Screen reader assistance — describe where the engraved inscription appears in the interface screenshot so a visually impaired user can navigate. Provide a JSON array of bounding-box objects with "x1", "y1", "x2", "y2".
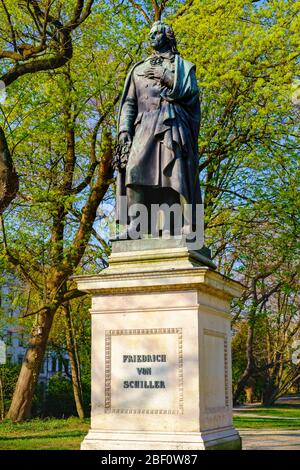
[{"x1": 105, "y1": 328, "x2": 183, "y2": 415}]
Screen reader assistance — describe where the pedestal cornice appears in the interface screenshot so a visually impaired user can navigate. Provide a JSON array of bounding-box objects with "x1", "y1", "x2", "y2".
[{"x1": 73, "y1": 266, "x2": 243, "y2": 301}]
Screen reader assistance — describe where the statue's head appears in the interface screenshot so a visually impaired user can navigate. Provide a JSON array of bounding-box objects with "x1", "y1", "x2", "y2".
[{"x1": 149, "y1": 21, "x2": 178, "y2": 54}]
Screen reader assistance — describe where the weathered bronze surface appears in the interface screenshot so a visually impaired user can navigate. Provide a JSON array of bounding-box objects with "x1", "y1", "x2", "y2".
[{"x1": 116, "y1": 21, "x2": 201, "y2": 238}]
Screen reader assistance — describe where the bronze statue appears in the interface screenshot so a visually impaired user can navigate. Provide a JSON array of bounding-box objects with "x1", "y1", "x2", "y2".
[{"x1": 115, "y1": 21, "x2": 201, "y2": 238}]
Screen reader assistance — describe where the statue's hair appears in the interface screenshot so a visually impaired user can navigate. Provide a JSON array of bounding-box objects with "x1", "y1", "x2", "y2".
[{"x1": 150, "y1": 21, "x2": 179, "y2": 54}]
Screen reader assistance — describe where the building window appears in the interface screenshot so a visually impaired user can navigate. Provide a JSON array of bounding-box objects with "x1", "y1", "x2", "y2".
[
  {"x1": 18, "y1": 333, "x2": 24, "y2": 347},
  {"x1": 51, "y1": 357, "x2": 57, "y2": 372},
  {"x1": 64, "y1": 359, "x2": 69, "y2": 374},
  {"x1": 6, "y1": 331, "x2": 13, "y2": 346}
]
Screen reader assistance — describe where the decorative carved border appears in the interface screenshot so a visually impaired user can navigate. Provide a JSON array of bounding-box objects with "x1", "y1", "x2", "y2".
[
  {"x1": 224, "y1": 337, "x2": 229, "y2": 407},
  {"x1": 203, "y1": 329, "x2": 230, "y2": 410},
  {"x1": 104, "y1": 328, "x2": 183, "y2": 415}
]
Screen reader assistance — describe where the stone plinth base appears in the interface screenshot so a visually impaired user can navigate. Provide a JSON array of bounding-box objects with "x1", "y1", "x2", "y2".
[
  {"x1": 81, "y1": 428, "x2": 241, "y2": 451},
  {"x1": 74, "y1": 238, "x2": 243, "y2": 451}
]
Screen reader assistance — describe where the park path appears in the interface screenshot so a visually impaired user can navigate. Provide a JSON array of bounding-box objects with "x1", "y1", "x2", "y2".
[
  {"x1": 235, "y1": 396, "x2": 300, "y2": 449},
  {"x1": 239, "y1": 429, "x2": 300, "y2": 450},
  {"x1": 234, "y1": 413, "x2": 300, "y2": 420}
]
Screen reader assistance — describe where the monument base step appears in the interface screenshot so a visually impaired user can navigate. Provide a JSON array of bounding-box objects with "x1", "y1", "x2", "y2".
[
  {"x1": 81, "y1": 427, "x2": 241, "y2": 450},
  {"x1": 108, "y1": 237, "x2": 217, "y2": 272}
]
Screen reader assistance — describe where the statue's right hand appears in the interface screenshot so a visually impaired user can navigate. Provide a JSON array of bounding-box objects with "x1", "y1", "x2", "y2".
[{"x1": 119, "y1": 131, "x2": 132, "y2": 146}]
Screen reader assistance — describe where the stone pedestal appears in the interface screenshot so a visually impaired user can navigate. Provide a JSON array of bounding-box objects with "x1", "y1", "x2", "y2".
[{"x1": 74, "y1": 239, "x2": 243, "y2": 450}]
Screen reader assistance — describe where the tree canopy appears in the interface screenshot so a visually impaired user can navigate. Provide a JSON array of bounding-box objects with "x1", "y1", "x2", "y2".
[{"x1": 0, "y1": 0, "x2": 299, "y2": 418}]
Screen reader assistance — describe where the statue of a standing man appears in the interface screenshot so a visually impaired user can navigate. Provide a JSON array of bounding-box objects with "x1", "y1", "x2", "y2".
[{"x1": 116, "y1": 21, "x2": 201, "y2": 238}]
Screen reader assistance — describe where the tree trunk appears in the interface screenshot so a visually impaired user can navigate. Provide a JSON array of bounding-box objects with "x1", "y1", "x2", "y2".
[
  {"x1": 6, "y1": 308, "x2": 55, "y2": 421},
  {"x1": 245, "y1": 384, "x2": 255, "y2": 404},
  {"x1": 5, "y1": 122, "x2": 112, "y2": 421},
  {"x1": 233, "y1": 318, "x2": 255, "y2": 404},
  {"x1": 261, "y1": 377, "x2": 278, "y2": 406},
  {"x1": 0, "y1": 126, "x2": 19, "y2": 214},
  {"x1": 0, "y1": 367, "x2": 4, "y2": 420},
  {"x1": 63, "y1": 304, "x2": 85, "y2": 419}
]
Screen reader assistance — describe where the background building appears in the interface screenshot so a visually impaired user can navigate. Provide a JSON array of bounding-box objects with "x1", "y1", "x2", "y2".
[{"x1": 0, "y1": 278, "x2": 69, "y2": 385}]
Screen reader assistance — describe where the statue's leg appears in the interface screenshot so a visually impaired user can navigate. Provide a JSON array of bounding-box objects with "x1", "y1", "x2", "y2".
[
  {"x1": 155, "y1": 188, "x2": 181, "y2": 236},
  {"x1": 127, "y1": 185, "x2": 144, "y2": 207},
  {"x1": 166, "y1": 188, "x2": 182, "y2": 236},
  {"x1": 126, "y1": 185, "x2": 145, "y2": 239},
  {"x1": 180, "y1": 194, "x2": 194, "y2": 236}
]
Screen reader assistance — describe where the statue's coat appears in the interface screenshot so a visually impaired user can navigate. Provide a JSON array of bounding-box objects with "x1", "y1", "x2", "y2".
[{"x1": 118, "y1": 54, "x2": 201, "y2": 224}]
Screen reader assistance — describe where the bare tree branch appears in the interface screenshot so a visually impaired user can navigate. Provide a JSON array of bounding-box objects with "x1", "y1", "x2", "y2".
[
  {"x1": 128, "y1": 0, "x2": 152, "y2": 25},
  {"x1": 0, "y1": 0, "x2": 17, "y2": 51},
  {"x1": 0, "y1": 126, "x2": 19, "y2": 213}
]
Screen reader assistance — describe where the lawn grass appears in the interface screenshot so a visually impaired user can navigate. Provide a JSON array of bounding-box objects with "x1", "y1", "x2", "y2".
[
  {"x1": 1, "y1": 410, "x2": 300, "y2": 449},
  {"x1": 233, "y1": 416, "x2": 300, "y2": 429},
  {"x1": 233, "y1": 403, "x2": 300, "y2": 429},
  {"x1": 0, "y1": 417, "x2": 90, "y2": 450}
]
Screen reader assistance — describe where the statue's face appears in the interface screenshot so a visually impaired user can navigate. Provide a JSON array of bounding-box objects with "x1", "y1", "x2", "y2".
[{"x1": 149, "y1": 25, "x2": 168, "y2": 51}]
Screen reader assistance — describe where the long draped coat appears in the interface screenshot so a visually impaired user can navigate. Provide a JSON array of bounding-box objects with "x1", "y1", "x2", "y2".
[{"x1": 117, "y1": 53, "x2": 202, "y2": 225}]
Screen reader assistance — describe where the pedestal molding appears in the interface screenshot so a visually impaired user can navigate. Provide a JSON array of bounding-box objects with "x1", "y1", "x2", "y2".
[
  {"x1": 73, "y1": 267, "x2": 243, "y2": 300},
  {"x1": 81, "y1": 427, "x2": 241, "y2": 450}
]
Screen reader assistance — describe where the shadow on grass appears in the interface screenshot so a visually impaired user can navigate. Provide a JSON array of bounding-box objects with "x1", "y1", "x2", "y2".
[
  {"x1": 273, "y1": 404, "x2": 300, "y2": 408},
  {"x1": 241, "y1": 404, "x2": 300, "y2": 410},
  {"x1": 0, "y1": 431, "x2": 85, "y2": 441}
]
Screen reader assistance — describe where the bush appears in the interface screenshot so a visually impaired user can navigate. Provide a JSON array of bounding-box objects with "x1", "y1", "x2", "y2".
[
  {"x1": 0, "y1": 364, "x2": 21, "y2": 416},
  {"x1": 43, "y1": 373, "x2": 77, "y2": 418},
  {"x1": 31, "y1": 370, "x2": 91, "y2": 419}
]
